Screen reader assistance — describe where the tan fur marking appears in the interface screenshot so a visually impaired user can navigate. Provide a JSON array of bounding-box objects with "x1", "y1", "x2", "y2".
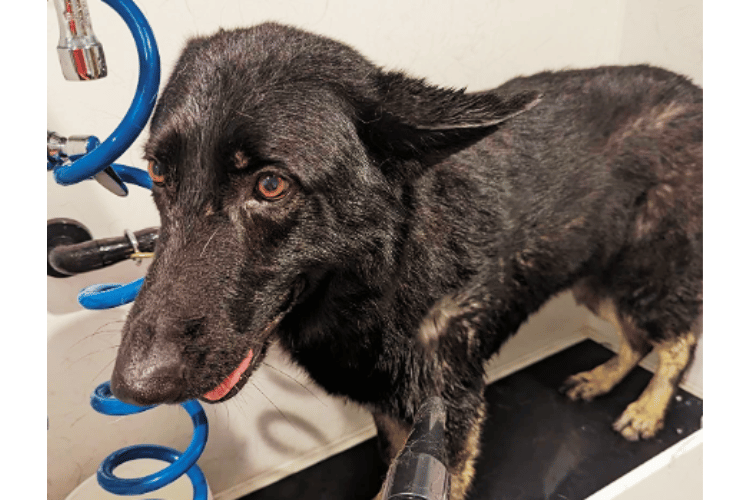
[
  {"x1": 233, "y1": 150, "x2": 251, "y2": 170},
  {"x1": 371, "y1": 413, "x2": 410, "y2": 500},
  {"x1": 565, "y1": 290, "x2": 651, "y2": 402},
  {"x1": 371, "y1": 411, "x2": 434, "y2": 500},
  {"x1": 595, "y1": 296, "x2": 619, "y2": 326},
  {"x1": 615, "y1": 102, "x2": 687, "y2": 143},
  {"x1": 572, "y1": 282, "x2": 699, "y2": 440},
  {"x1": 613, "y1": 331, "x2": 697, "y2": 440},
  {"x1": 541, "y1": 215, "x2": 588, "y2": 241},
  {"x1": 564, "y1": 332, "x2": 645, "y2": 401},
  {"x1": 417, "y1": 294, "x2": 483, "y2": 353},
  {"x1": 449, "y1": 406, "x2": 484, "y2": 500},
  {"x1": 417, "y1": 296, "x2": 462, "y2": 351},
  {"x1": 372, "y1": 412, "x2": 410, "y2": 462},
  {"x1": 652, "y1": 102, "x2": 688, "y2": 130}
]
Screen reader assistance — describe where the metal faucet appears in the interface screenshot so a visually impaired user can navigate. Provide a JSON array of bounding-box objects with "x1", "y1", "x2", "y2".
[
  {"x1": 48, "y1": 131, "x2": 129, "y2": 197},
  {"x1": 52, "y1": 0, "x2": 107, "y2": 81},
  {"x1": 49, "y1": 1, "x2": 128, "y2": 196}
]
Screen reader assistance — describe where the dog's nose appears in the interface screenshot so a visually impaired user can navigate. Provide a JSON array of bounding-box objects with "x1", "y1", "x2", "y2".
[{"x1": 111, "y1": 335, "x2": 187, "y2": 406}]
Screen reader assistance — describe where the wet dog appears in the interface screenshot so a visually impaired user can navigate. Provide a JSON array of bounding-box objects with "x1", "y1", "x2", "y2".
[{"x1": 111, "y1": 23, "x2": 702, "y2": 499}]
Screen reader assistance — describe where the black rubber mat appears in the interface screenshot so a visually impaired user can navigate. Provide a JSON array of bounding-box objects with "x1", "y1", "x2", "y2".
[{"x1": 239, "y1": 339, "x2": 703, "y2": 500}]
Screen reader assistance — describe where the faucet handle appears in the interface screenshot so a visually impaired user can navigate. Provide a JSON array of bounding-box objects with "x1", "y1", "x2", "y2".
[{"x1": 47, "y1": 132, "x2": 129, "y2": 196}]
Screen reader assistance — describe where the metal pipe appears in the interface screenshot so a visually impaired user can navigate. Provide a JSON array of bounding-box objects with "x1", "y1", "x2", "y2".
[{"x1": 52, "y1": 0, "x2": 107, "y2": 81}]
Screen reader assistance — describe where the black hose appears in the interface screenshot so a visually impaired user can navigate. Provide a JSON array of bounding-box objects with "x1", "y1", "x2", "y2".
[
  {"x1": 49, "y1": 227, "x2": 158, "y2": 276},
  {"x1": 382, "y1": 397, "x2": 451, "y2": 500}
]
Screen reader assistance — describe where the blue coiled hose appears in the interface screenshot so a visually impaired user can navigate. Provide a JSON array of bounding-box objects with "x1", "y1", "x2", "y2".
[
  {"x1": 77, "y1": 163, "x2": 150, "y2": 310},
  {"x1": 91, "y1": 382, "x2": 209, "y2": 499},
  {"x1": 50, "y1": 1, "x2": 210, "y2": 497}
]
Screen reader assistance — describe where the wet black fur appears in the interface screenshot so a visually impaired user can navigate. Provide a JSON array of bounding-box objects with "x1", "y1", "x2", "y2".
[{"x1": 111, "y1": 23, "x2": 703, "y2": 494}]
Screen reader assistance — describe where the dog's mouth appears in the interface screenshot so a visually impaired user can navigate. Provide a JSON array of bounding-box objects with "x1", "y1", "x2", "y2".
[
  {"x1": 198, "y1": 277, "x2": 306, "y2": 404},
  {"x1": 202, "y1": 347, "x2": 256, "y2": 402}
]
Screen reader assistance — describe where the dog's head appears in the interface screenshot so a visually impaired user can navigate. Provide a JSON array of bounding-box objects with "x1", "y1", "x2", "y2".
[{"x1": 111, "y1": 23, "x2": 540, "y2": 406}]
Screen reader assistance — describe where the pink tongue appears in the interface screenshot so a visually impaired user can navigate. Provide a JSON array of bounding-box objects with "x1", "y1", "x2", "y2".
[{"x1": 203, "y1": 349, "x2": 254, "y2": 401}]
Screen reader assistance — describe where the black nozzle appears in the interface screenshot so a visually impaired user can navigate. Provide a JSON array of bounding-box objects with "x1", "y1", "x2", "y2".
[
  {"x1": 47, "y1": 218, "x2": 93, "y2": 278},
  {"x1": 48, "y1": 220, "x2": 159, "y2": 277},
  {"x1": 382, "y1": 397, "x2": 451, "y2": 500}
]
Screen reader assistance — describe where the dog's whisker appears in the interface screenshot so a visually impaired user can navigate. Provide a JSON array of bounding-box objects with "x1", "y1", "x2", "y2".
[
  {"x1": 230, "y1": 391, "x2": 254, "y2": 424},
  {"x1": 68, "y1": 320, "x2": 127, "y2": 349},
  {"x1": 94, "y1": 319, "x2": 126, "y2": 331},
  {"x1": 92, "y1": 328, "x2": 124, "y2": 334},
  {"x1": 250, "y1": 381, "x2": 303, "y2": 435},
  {"x1": 261, "y1": 362, "x2": 327, "y2": 407},
  {"x1": 90, "y1": 357, "x2": 117, "y2": 384},
  {"x1": 69, "y1": 413, "x2": 88, "y2": 428},
  {"x1": 68, "y1": 330, "x2": 122, "y2": 350},
  {"x1": 200, "y1": 228, "x2": 220, "y2": 258},
  {"x1": 106, "y1": 414, "x2": 134, "y2": 426},
  {"x1": 225, "y1": 398, "x2": 236, "y2": 427},
  {"x1": 67, "y1": 345, "x2": 120, "y2": 367}
]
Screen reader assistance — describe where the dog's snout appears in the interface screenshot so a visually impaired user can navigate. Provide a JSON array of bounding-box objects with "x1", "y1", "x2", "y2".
[
  {"x1": 112, "y1": 327, "x2": 188, "y2": 406},
  {"x1": 111, "y1": 364, "x2": 186, "y2": 406}
]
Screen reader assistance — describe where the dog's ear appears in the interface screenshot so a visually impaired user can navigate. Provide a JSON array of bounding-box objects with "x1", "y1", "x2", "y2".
[{"x1": 360, "y1": 71, "x2": 541, "y2": 176}]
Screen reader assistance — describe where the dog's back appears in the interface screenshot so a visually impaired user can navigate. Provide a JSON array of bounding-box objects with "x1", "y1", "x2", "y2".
[
  {"x1": 432, "y1": 65, "x2": 702, "y2": 444},
  {"x1": 490, "y1": 65, "x2": 703, "y2": 333},
  {"x1": 415, "y1": 65, "x2": 701, "y2": 334},
  {"x1": 492, "y1": 65, "x2": 702, "y2": 246},
  {"x1": 478, "y1": 65, "x2": 702, "y2": 246}
]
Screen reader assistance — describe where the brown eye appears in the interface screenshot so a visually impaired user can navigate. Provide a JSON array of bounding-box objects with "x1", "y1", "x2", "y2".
[
  {"x1": 148, "y1": 160, "x2": 165, "y2": 185},
  {"x1": 256, "y1": 174, "x2": 289, "y2": 200}
]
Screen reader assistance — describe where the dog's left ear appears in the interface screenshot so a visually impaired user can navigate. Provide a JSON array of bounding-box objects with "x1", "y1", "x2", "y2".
[{"x1": 359, "y1": 71, "x2": 541, "y2": 174}]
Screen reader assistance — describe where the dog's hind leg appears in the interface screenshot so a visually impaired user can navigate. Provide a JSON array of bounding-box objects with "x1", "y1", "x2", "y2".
[
  {"x1": 562, "y1": 282, "x2": 652, "y2": 402},
  {"x1": 612, "y1": 331, "x2": 697, "y2": 440},
  {"x1": 564, "y1": 281, "x2": 699, "y2": 440}
]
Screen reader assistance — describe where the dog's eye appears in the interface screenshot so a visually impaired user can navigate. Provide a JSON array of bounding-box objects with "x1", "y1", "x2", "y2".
[
  {"x1": 148, "y1": 160, "x2": 165, "y2": 186},
  {"x1": 256, "y1": 174, "x2": 289, "y2": 201}
]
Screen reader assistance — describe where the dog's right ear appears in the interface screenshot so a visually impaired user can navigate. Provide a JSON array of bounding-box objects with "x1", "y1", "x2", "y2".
[{"x1": 359, "y1": 71, "x2": 541, "y2": 177}]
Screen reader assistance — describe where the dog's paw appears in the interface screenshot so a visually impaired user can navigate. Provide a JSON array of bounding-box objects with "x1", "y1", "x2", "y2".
[
  {"x1": 559, "y1": 371, "x2": 614, "y2": 402},
  {"x1": 612, "y1": 400, "x2": 664, "y2": 441}
]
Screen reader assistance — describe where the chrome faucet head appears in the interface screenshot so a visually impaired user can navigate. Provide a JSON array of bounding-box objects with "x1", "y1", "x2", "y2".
[{"x1": 52, "y1": 0, "x2": 107, "y2": 81}]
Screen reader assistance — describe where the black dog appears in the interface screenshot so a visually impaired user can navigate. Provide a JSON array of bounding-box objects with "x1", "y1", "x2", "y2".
[{"x1": 111, "y1": 23, "x2": 702, "y2": 499}]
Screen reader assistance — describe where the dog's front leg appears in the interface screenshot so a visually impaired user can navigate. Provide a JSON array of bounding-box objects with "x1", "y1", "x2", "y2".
[
  {"x1": 370, "y1": 294, "x2": 493, "y2": 499},
  {"x1": 444, "y1": 401, "x2": 486, "y2": 500},
  {"x1": 372, "y1": 401, "x2": 486, "y2": 500},
  {"x1": 372, "y1": 411, "x2": 411, "y2": 465}
]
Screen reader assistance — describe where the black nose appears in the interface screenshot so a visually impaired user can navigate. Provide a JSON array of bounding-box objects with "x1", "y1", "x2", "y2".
[{"x1": 111, "y1": 336, "x2": 187, "y2": 406}]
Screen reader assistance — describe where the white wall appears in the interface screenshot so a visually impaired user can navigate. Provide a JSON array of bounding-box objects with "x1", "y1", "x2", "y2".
[{"x1": 47, "y1": 1, "x2": 702, "y2": 499}]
